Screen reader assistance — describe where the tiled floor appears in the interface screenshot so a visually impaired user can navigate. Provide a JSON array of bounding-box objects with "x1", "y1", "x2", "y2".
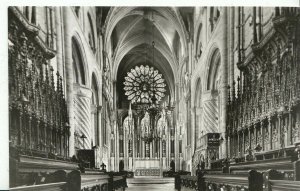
[{"x1": 127, "y1": 177, "x2": 175, "y2": 191}]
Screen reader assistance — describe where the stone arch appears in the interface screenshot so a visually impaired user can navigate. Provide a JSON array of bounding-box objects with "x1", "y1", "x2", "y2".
[
  {"x1": 195, "y1": 23, "x2": 203, "y2": 59},
  {"x1": 87, "y1": 12, "x2": 96, "y2": 52},
  {"x1": 201, "y1": 47, "x2": 221, "y2": 136},
  {"x1": 207, "y1": 48, "x2": 221, "y2": 91},
  {"x1": 71, "y1": 36, "x2": 88, "y2": 86}
]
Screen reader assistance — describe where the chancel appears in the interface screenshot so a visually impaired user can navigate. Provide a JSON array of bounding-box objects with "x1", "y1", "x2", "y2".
[{"x1": 7, "y1": 6, "x2": 300, "y2": 191}]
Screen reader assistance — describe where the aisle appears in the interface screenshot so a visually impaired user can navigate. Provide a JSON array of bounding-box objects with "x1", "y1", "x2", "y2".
[{"x1": 127, "y1": 177, "x2": 175, "y2": 191}]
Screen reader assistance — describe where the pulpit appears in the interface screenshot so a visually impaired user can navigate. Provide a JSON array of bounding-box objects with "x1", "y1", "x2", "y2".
[{"x1": 197, "y1": 133, "x2": 220, "y2": 169}]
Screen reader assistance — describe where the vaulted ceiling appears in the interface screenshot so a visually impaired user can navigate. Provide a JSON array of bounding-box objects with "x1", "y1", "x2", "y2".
[{"x1": 102, "y1": 7, "x2": 194, "y2": 108}]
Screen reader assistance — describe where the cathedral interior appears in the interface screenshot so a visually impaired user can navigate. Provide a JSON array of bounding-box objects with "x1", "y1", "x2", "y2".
[{"x1": 7, "y1": 6, "x2": 300, "y2": 191}]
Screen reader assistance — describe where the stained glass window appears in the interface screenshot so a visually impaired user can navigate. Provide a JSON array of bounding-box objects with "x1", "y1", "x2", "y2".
[{"x1": 123, "y1": 65, "x2": 166, "y2": 104}]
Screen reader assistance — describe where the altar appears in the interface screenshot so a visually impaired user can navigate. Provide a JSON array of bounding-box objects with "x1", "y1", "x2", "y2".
[{"x1": 134, "y1": 158, "x2": 161, "y2": 176}]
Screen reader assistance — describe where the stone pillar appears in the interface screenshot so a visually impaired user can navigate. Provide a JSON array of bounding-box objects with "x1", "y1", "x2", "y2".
[
  {"x1": 229, "y1": 7, "x2": 235, "y2": 85},
  {"x1": 63, "y1": 7, "x2": 74, "y2": 157},
  {"x1": 149, "y1": 142, "x2": 152, "y2": 158},
  {"x1": 142, "y1": 141, "x2": 145, "y2": 158},
  {"x1": 124, "y1": 132, "x2": 127, "y2": 170},
  {"x1": 73, "y1": 85, "x2": 92, "y2": 149},
  {"x1": 55, "y1": 7, "x2": 64, "y2": 82},
  {"x1": 116, "y1": 127, "x2": 119, "y2": 172},
  {"x1": 202, "y1": 90, "x2": 219, "y2": 134},
  {"x1": 220, "y1": 7, "x2": 228, "y2": 158}
]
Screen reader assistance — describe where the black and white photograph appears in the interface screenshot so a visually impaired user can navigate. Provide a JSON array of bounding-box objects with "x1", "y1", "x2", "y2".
[{"x1": 2, "y1": 1, "x2": 300, "y2": 190}]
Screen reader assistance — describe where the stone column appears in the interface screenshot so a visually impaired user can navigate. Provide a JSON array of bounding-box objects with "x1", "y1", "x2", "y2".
[
  {"x1": 150, "y1": 141, "x2": 153, "y2": 158},
  {"x1": 116, "y1": 127, "x2": 119, "y2": 171},
  {"x1": 55, "y1": 7, "x2": 64, "y2": 82},
  {"x1": 202, "y1": 90, "x2": 219, "y2": 134},
  {"x1": 220, "y1": 7, "x2": 228, "y2": 158},
  {"x1": 124, "y1": 131, "x2": 127, "y2": 170},
  {"x1": 63, "y1": 7, "x2": 74, "y2": 156},
  {"x1": 73, "y1": 85, "x2": 92, "y2": 149}
]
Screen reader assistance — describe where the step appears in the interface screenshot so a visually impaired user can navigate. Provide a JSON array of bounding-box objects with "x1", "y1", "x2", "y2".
[{"x1": 127, "y1": 177, "x2": 174, "y2": 184}]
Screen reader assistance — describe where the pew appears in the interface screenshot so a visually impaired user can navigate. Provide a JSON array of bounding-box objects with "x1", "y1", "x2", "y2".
[
  {"x1": 10, "y1": 182, "x2": 67, "y2": 191},
  {"x1": 10, "y1": 152, "x2": 81, "y2": 190},
  {"x1": 9, "y1": 169, "x2": 81, "y2": 191},
  {"x1": 80, "y1": 171, "x2": 109, "y2": 191},
  {"x1": 229, "y1": 157, "x2": 293, "y2": 178},
  {"x1": 267, "y1": 180, "x2": 300, "y2": 191},
  {"x1": 174, "y1": 171, "x2": 192, "y2": 190},
  {"x1": 263, "y1": 169, "x2": 300, "y2": 191},
  {"x1": 80, "y1": 169, "x2": 128, "y2": 191},
  {"x1": 10, "y1": 154, "x2": 128, "y2": 191},
  {"x1": 178, "y1": 175, "x2": 198, "y2": 191},
  {"x1": 176, "y1": 170, "x2": 263, "y2": 191},
  {"x1": 204, "y1": 170, "x2": 263, "y2": 191}
]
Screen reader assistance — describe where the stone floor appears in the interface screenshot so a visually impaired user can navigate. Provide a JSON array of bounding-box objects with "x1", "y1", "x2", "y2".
[{"x1": 127, "y1": 177, "x2": 175, "y2": 191}]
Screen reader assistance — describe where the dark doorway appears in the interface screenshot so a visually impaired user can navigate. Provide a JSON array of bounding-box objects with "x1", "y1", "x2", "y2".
[
  {"x1": 119, "y1": 160, "x2": 124, "y2": 171},
  {"x1": 170, "y1": 160, "x2": 175, "y2": 172}
]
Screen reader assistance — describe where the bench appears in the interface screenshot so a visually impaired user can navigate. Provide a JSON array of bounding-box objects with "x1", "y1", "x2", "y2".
[
  {"x1": 229, "y1": 157, "x2": 295, "y2": 181},
  {"x1": 10, "y1": 182, "x2": 67, "y2": 191},
  {"x1": 81, "y1": 172, "x2": 109, "y2": 191},
  {"x1": 230, "y1": 157, "x2": 293, "y2": 174},
  {"x1": 268, "y1": 180, "x2": 300, "y2": 191},
  {"x1": 204, "y1": 170, "x2": 263, "y2": 191},
  {"x1": 81, "y1": 170, "x2": 127, "y2": 191},
  {"x1": 176, "y1": 170, "x2": 263, "y2": 191},
  {"x1": 178, "y1": 175, "x2": 198, "y2": 191},
  {"x1": 10, "y1": 169, "x2": 81, "y2": 191},
  {"x1": 263, "y1": 169, "x2": 300, "y2": 191}
]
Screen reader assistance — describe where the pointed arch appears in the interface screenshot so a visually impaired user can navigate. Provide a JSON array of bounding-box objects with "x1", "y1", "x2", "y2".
[
  {"x1": 87, "y1": 12, "x2": 96, "y2": 52},
  {"x1": 72, "y1": 37, "x2": 86, "y2": 85},
  {"x1": 207, "y1": 48, "x2": 221, "y2": 90}
]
